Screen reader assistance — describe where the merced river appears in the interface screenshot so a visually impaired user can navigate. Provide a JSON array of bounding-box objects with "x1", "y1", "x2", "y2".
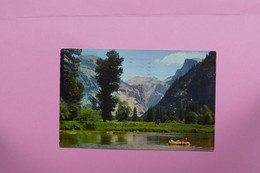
[{"x1": 60, "y1": 131, "x2": 214, "y2": 151}]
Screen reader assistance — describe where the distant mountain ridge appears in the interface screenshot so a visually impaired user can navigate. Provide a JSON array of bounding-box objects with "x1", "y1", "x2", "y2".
[
  {"x1": 126, "y1": 58, "x2": 201, "y2": 107},
  {"x1": 77, "y1": 55, "x2": 203, "y2": 117},
  {"x1": 77, "y1": 55, "x2": 148, "y2": 116},
  {"x1": 152, "y1": 52, "x2": 216, "y2": 117},
  {"x1": 126, "y1": 77, "x2": 168, "y2": 108},
  {"x1": 114, "y1": 82, "x2": 148, "y2": 116},
  {"x1": 164, "y1": 58, "x2": 202, "y2": 86}
]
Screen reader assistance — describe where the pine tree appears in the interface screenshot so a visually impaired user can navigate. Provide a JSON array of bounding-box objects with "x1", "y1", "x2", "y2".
[
  {"x1": 159, "y1": 107, "x2": 163, "y2": 122},
  {"x1": 146, "y1": 107, "x2": 154, "y2": 122},
  {"x1": 60, "y1": 49, "x2": 84, "y2": 120},
  {"x1": 132, "y1": 107, "x2": 138, "y2": 121},
  {"x1": 92, "y1": 97, "x2": 98, "y2": 110},
  {"x1": 95, "y1": 50, "x2": 124, "y2": 121}
]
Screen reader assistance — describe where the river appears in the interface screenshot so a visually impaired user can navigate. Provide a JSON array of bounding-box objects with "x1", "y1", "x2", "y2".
[{"x1": 60, "y1": 131, "x2": 214, "y2": 151}]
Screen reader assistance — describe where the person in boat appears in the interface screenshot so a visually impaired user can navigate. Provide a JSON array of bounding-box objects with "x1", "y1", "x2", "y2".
[
  {"x1": 181, "y1": 136, "x2": 188, "y2": 142},
  {"x1": 169, "y1": 137, "x2": 174, "y2": 143}
]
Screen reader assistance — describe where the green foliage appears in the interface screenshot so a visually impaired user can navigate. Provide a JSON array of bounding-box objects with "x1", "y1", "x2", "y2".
[
  {"x1": 132, "y1": 107, "x2": 138, "y2": 121},
  {"x1": 159, "y1": 107, "x2": 163, "y2": 122},
  {"x1": 68, "y1": 103, "x2": 81, "y2": 120},
  {"x1": 67, "y1": 121, "x2": 214, "y2": 133},
  {"x1": 91, "y1": 97, "x2": 98, "y2": 110},
  {"x1": 197, "y1": 113, "x2": 204, "y2": 124},
  {"x1": 60, "y1": 121, "x2": 83, "y2": 130},
  {"x1": 155, "y1": 107, "x2": 163, "y2": 122},
  {"x1": 171, "y1": 120, "x2": 177, "y2": 123},
  {"x1": 185, "y1": 112, "x2": 198, "y2": 124},
  {"x1": 60, "y1": 98, "x2": 71, "y2": 120},
  {"x1": 116, "y1": 100, "x2": 132, "y2": 121},
  {"x1": 78, "y1": 107, "x2": 102, "y2": 122},
  {"x1": 83, "y1": 122, "x2": 96, "y2": 130},
  {"x1": 60, "y1": 49, "x2": 84, "y2": 120},
  {"x1": 198, "y1": 105, "x2": 213, "y2": 125},
  {"x1": 169, "y1": 115, "x2": 176, "y2": 121},
  {"x1": 95, "y1": 50, "x2": 124, "y2": 121},
  {"x1": 60, "y1": 121, "x2": 214, "y2": 133},
  {"x1": 162, "y1": 115, "x2": 169, "y2": 123},
  {"x1": 155, "y1": 108, "x2": 160, "y2": 121},
  {"x1": 137, "y1": 117, "x2": 143, "y2": 121},
  {"x1": 177, "y1": 109, "x2": 185, "y2": 121},
  {"x1": 146, "y1": 107, "x2": 154, "y2": 122},
  {"x1": 156, "y1": 51, "x2": 216, "y2": 120}
]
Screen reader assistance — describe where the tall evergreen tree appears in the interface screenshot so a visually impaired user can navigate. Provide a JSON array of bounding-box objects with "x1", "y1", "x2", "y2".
[
  {"x1": 132, "y1": 107, "x2": 138, "y2": 121},
  {"x1": 146, "y1": 107, "x2": 154, "y2": 122},
  {"x1": 60, "y1": 49, "x2": 84, "y2": 120},
  {"x1": 95, "y1": 50, "x2": 124, "y2": 121},
  {"x1": 92, "y1": 97, "x2": 98, "y2": 110},
  {"x1": 159, "y1": 107, "x2": 163, "y2": 122},
  {"x1": 155, "y1": 108, "x2": 160, "y2": 121}
]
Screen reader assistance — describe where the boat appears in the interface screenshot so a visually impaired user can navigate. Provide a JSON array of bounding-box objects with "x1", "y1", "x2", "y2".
[{"x1": 168, "y1": 141, "x2": 191, "y2": 145}]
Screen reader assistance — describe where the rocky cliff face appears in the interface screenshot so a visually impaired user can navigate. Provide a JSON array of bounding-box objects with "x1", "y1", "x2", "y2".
[
  {"x1": 126, "y1": 77, "x2": 169, "y2": 107},
  {"x1": 156, "y1": 52, "x2": 216, "y2": 115},
  {"x1": 125, "y1": 59, "x2": 201, "y2": 108},
  {"x1": 77, "y1": 55, "x2": 203, "y2": 117},
  {"x1": 77, "y1": 55, "x2": 148, "y2": 116},
  {"x1": 77, "y1": 55, "x2": 100, "y2": 107},
  {"x1": 164, "y1": 58, "x2": 202, "y2": 86},
  {"x1": 114, "y1": 82, "x2": 148, "y2": 116}
]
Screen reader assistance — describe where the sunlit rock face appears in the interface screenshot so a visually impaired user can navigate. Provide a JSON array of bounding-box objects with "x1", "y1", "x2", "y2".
[
  {"x1": 78, "y1": 55, "x2": 201, "y2": 117},
  {"x1": 164, "y1": 58, "x2": 202, "y2": 86},
  {"x1": 114, "y1": 82, "x2": 148, "y2": 117},
  {"x1": 126, "y1": 77, "x2": 169, "y2": 108},
  {"x1": 78, "y1": 55, "x2": 100, "y2": 107}
]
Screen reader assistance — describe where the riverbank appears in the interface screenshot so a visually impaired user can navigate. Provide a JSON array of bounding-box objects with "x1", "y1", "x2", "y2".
[{"x1": 60, "y1": 121, "x2": 214, "y2": 133}]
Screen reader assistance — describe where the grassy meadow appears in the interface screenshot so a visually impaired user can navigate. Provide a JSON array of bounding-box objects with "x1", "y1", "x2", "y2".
[{"x1": 60, "y1": 121, "x2": 214, "y2": 133}]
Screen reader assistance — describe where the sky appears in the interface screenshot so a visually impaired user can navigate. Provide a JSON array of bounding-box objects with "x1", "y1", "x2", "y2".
[{"x1": 82, "y1": 49, "x2": 209, "y2": 82}]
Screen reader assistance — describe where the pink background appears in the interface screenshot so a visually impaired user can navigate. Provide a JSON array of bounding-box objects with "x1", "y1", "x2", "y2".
[{"x1": 1, "y1": 1, "x2": 260, "y2": 173}]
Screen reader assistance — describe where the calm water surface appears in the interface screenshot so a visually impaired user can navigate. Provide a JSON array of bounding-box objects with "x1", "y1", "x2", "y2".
[{"x1": 60, "y1": 131, "x2": 214, "y2": 151}]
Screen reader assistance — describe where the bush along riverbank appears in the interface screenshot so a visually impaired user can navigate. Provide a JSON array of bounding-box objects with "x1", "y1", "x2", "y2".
[{"x1": 60, "y1": 121, "x2": 214, "y2": 133}]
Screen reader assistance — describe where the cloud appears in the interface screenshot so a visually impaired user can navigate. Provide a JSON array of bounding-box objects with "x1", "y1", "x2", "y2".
[{"x1": 154, "y1": 51, "x2": 209, "y2": 65}]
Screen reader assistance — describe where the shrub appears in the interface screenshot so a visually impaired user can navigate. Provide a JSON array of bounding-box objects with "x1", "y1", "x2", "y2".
[
  {"x1": 59, "y1": 121, "x2": 83, "y2": 130},
  {"x1": 68, "y1": 103, "x2": 81, "y2": 120},
  {"x1": 83, "y1": 122, "x2": 96, "y2": 130},
  {"x1": 169, "y1": 115, "x2": 176, "y2": 121},
  {"x1": 199, "y1": 105, "x2": 214, "y2": 125},
  {"x1": 60, "y1": 98, "x2": 71, "y2": 120},
  {"x1": 203, "y1": 112, "x2": 213, "y2": 125},
  {"x1": 137, "y1": 117, "x2": 143, "y2": 121},
  {"x1": 162, "y1": 115, "x2": 169, "y2": 123},
  {"x1": 197, "y1": 113, "x2": 204, "y2": 124},
  {"x1": 78, "y1": 107, "x2": 102, "y2": 122},
  {"x1": 116, "y1": 101, "x2": 132, "y2": 121},
  {"x1": 171, "y1": 120, "x2": 176, "y2": 124},
  {"x1": 165, "y1": 120, "x2": 171, "y2": 123},
  {"x1": 185, "y1": 112, "x2": 197, "y2": 124}
]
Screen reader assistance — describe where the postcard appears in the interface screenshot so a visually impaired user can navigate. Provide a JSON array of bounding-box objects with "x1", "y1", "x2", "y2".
[{"x1": 59, "y1": 49, "x2": 216, "y2": 151}]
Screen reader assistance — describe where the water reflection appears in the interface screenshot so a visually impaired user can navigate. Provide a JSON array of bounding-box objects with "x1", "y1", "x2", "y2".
[{"x1": 60, "y1": 131, "x2": 214, "y2": 151}]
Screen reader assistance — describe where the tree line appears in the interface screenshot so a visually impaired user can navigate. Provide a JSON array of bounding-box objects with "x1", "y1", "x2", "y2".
[
  {"x1": 60, "y1": 49, "x2": 84, "y2": 120},
  {"x1": 145, "y1": 103, "x2": 214, "y2": 125},
  {"x1": 60, "y1": 49, "x2": 143, "y2": 123}
]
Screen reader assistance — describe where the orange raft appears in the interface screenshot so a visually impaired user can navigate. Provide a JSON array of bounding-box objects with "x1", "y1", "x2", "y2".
[{"x1": 168, "y1": 141, "x2": 191, "y2": 145}]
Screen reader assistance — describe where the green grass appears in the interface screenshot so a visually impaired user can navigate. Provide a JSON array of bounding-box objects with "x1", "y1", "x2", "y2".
[
  {"x1": 60, "y1": 121, "x2": 214, "y2": 133},
  {"x1": 60, "y1": 121, "x2": 83, "y2": 130}
]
